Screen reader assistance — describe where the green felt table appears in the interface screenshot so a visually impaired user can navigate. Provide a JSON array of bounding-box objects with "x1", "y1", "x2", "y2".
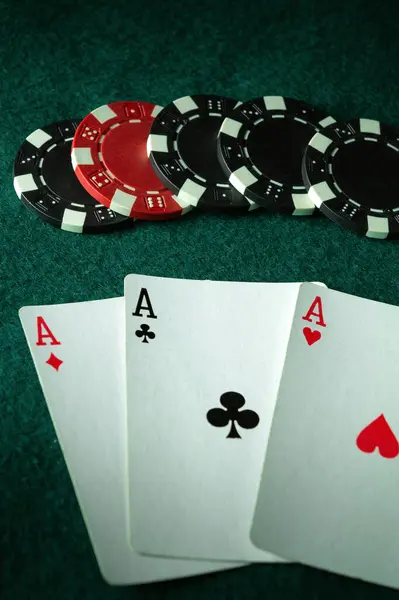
[{"x1": 2, "y1": 0, "x2": 399, "y2": 598}]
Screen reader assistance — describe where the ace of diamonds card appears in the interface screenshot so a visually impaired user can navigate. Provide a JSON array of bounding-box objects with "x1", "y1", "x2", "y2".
[{"x1": 19, "y1": 298, "x2": 237, "y2": 584}]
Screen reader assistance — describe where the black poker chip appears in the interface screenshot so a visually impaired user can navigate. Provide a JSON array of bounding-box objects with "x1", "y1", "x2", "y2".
[
  {"x1": 302, "y1": 118, "x2": 399, "y2": 239},
  {"x1": 217, "y1": 96, "x2": 336, "y2": 215},
  {"x1": 13, "y1": 119, "x2": 134, "y2": 234},
  {"x1": 147, "y1": 94, "x2": 252, "y2": 211}
]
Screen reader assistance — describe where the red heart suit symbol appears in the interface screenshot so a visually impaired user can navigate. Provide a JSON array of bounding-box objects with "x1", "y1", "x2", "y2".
[
  {"x1": 302, "y1": 327, "x2": 321, "y2": 346},
  {"x1": 356, "y1": 414, "x2": 399, "y2": 459}
]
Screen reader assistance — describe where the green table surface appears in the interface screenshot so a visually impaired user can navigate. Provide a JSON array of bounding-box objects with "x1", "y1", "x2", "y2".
[{"x1": 2, "y1": 0, "x2": 399, "y2": 598}]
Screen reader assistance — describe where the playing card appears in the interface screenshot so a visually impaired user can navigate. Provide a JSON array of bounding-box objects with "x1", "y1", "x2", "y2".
[
  {"x1": 251, "y1": 283, "x2": 399, "y2": 590},
  {"x1": 19, "y1": 298, "x2": 239, "y2": 585},
  {"x1": 124, "y1": 275, "x2": 311, "y2": 562}
]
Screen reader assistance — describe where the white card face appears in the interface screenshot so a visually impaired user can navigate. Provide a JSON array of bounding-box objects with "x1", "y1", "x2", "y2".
[
  {"x1": 125, "y1": 275, "x2": 306, "y2": 562},
  {"x1": 251, "y1": 283, "x2": 399, "y2": 590},
  {"x1": 19, "y1": 298, "x2": 238, "y2": 585}
]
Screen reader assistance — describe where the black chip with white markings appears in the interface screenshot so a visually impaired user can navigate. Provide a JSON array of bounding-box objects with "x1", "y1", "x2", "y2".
[
  {"x1": 147, "y1": 94, "x2": 252, "y2": 211},
  {"x1": 302, "y1": 118, "x2": 399, "y2": 239},
  {"x1": 13, "y1": 119, "x2": 133, "y2": 234},
  {"x1": 217, "y1": 96, "x2": 336, "y2": 215}
]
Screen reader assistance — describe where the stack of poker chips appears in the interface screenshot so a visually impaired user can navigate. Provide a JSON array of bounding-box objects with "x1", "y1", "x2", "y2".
[{"x1": 13, "y1": 95, "x2": 399, "y2": 240}]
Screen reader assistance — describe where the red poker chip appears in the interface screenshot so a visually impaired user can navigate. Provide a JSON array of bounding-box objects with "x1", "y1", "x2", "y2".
[{"x1": 71, "y1": 101, "x2": 193, "y2": 220}]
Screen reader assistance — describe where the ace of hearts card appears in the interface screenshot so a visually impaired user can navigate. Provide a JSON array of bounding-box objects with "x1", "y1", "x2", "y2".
[{"x1": 251, "y1": 283, "x2": 399, "y2": 590}]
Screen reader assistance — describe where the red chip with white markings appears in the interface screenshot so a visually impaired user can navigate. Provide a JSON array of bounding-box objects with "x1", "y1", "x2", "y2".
[{"x1": 71, "y1": 101, "x2": 193, "y2": 220}]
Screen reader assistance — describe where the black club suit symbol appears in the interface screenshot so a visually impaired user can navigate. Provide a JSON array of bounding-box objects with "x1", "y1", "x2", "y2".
[
  {"x1": 135, "y1": 324, "x2": 155, "y2": 343},
  {"x1": 206, "y1": 391, "x2": 260, "y2": 439}
]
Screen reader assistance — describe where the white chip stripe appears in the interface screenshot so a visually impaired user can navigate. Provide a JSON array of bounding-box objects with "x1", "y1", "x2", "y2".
[
  {"x1": 366, "y1": 215, "x2": 389, "y2": 239},
  {"x1": 319, "y1": 116, "x2": 336, "y2": 128},
  {"x1": 294, "y1": 117, "x2": 311, "y2": 126},
  {"x1": 251, "y1": 163, "x2": 263, "y2": 177},
  {"x1": 13, "y1": 173, "x2": 37, "y2": 197},
  {"x1": 91, "y1": 104, "x2": 118, "y2": 124},
  {"x1": 263, "y1": 96, "x2": 287, "y2": 111},
  {"x1": 247, "y1": 200, "x2": 261, "y2": 211},
  {"x1": 174, "y1": 96, "x2": 199, "y2": 115},
  {"x1": 26, "y1": 128, "x2": 52, "y2": 149},
  {"x1": 172, "y1": 194, "x2": 192, "y2": 211},
  {"x1": 151, "y1": 104, "x2": 164, "y2": 118},
  {"x1": 229, "y1": 166, "x2": 258, "y2": 196},
  {"x1": 291, "y1": 193, "x2": 316, "y2": 215},
  {"x1": 148, "y1": 133, "x2": 168, "y2": 154},
  {"x1": 219, "y1": 118, "x2": 242, "y2": 139},
  {"x1": 176, "y1": 179, "x2": 207, "y2": 207},
  {"x1": 359, "y1": 119, "x2": 381, "y2": 135},
  {"x1": 61, "y1": 208, "x2": 86, "y2": 234},
  {"x1": 71, "y1": 147, "x2": 94, "y2": 169},
  {"x1": 309, "y1": 132, "x2": 333, "y2": 154},
  {"x1": 308, "y1": 181, "x2": 336, "y2": 208},
  {"x1": 110, "y1": 189, "x2": 136, "y2": 216}
]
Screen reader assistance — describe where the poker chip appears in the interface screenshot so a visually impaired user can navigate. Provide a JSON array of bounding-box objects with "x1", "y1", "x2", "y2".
[
  {"x1": 13, "y1": 119, "x2": 132, "y2": 234},
  {"x1": 302, "y1": 118, "x2": 399, "y2": 239},
  {"x1": 71, "y1": 101, "x2": 192, "y2": 220},
  {"x1": 217, "y1": 96, "x2": 336, "y2": 215},
  {"x1": 147, "y1": 94, "x2": 251, "y2": 211}
]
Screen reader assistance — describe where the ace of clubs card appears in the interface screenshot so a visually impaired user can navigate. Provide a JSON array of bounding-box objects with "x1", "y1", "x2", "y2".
[{"x1": 124, "y1": 275, "x2": 317, "y2": 562}]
